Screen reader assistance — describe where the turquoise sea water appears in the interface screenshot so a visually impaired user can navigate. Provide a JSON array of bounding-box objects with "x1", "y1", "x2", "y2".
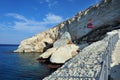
[{"x1": 0, "y1": 44, "x2": 54, "y2": 80}]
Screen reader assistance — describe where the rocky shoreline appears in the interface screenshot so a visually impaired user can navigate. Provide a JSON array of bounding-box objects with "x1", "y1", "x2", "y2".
[
  {"x1": 43, "y1": 30, "x2": 119, "y2": 80},
  {"x1": 14, "y1": 0, "x2": 120, "y2": 79}
]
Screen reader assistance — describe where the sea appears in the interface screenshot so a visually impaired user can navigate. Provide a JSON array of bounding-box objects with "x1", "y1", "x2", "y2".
[{"x1": 0, "y1": 44, "x2": 55, "y2": 80}]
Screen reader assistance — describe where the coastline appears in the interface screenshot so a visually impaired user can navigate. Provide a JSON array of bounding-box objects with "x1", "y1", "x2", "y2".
[{"x1": 43, "y1": 30, "x2": 119, "y2": 80}]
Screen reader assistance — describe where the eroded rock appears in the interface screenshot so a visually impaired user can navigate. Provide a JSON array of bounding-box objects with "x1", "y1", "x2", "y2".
[
  {"x1": 50, "y1": 44, "x2": 79, "y2": 63},
  {"x1": 53, "y1": 32, "x2": 72, "y2": 47},
  {"x1": 38, "y1": 32, "x2": 79, "y2": 63},
  {"x1": 39, "y1": 44, "x2": 79, "y2": 63},
  {"x1": 14, "y1": 28, "x2": 59, "y2": 53},
  {"x1": 14, "y1": 0, "x2": 120, "y2": 54}
]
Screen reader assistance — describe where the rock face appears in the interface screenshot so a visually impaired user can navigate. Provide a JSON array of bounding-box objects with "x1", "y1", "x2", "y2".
[
  {"x1": 39, "y1": 32, "x2": 79, "y2": 63},
  {"x1": 50, "y1": 44, "x2": 79, "y2": 63},
  {"x1": 53, "y1": 32, "x2": 72, "y2": 47},
  {"x1": 15, "y1": 0, "x2": 120, "y2": 53},
  {"x1": 14, "y1": 27, "x2": 60, "y2": 53},
  {"x1": 39, "y1": 44, "x2": 79, "y2": 63},
  {"x1": 43, "y1": 30, "x2": 119, "y2": 80}
]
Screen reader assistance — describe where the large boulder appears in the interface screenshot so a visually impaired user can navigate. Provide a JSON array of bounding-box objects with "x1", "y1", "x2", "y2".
[
  {"x1": 39, "y1": 44, "x2": 79, "y2": 63},
  {"x1": 53, "y1": 32, "x2": 72, "y2": 47},
  {"x1": 39, "y1": 32, "x2": 78, "y2": 63},
  {"x1": 39, "y1": 47, "x2": 58, "y2": 59},
  {"x1": 50, "y1": 44, "x2": 79, "y2": 63}
]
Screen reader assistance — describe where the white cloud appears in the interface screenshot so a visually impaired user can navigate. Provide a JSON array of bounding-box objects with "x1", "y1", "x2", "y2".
[
  {"x1": 5, "y1": 13, "x2": 64, "y2": 33},
  {"x1": 43, "y1": 13, "x2": 63, "y2": 24},
  {"x1": 45, "y1": 0, "x2": 58, "y2": 8},
  {"x1": 0, "y1": 22, "x2": 14, "y2": 30},
  {"x1": 6, "y1": 13, "x2": 28, "y2": 22},
  {"x1": 48, "y1": 1, "x2": 58, "y2": 8}
]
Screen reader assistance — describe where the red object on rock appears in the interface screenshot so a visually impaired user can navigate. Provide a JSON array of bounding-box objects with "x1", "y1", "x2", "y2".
[{"x1": 87, "y1": 21, "x2": 94, "y2": 28}]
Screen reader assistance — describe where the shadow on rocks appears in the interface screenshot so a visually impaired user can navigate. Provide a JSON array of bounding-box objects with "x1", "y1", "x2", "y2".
[{"x1": 109, "y1": 64, "x2": 120, "y2": 80}]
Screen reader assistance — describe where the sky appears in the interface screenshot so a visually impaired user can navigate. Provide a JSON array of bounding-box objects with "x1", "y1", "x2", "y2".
[{"x1": 0, "y1": 0, "x2": 100, "y2": 44}]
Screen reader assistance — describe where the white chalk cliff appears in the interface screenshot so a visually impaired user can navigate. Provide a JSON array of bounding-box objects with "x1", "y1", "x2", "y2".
[{"x1": 14, "y1": 0, "x2": 120, "y2": 53}]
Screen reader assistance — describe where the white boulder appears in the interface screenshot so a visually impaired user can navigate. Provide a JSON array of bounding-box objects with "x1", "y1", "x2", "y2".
[
  {"x1": 38, "y1": 32, "x2": 79, "y2": 63},
  {"x1": 53, "y1": 32, "x2": 72, "y2": 47},
  {"x1": 50, "y1": 44, "x2": 79, "y2": 63},
  {"x1": 39, "y1": 47, "x2": 58, "y2": 59},
  {"x1": 39, "y1": 44, "x2": 79, "y2": 63}
]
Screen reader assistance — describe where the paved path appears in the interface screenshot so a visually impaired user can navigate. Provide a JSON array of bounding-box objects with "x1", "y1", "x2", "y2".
[{"x1": 111, "y1": 39, "x2": 120, "y2": 80}]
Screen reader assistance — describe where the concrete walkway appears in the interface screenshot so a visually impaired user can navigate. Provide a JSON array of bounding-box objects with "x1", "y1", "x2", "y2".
[{"x1": 111, "y1": 39, "x2": 120, "y2": 80}]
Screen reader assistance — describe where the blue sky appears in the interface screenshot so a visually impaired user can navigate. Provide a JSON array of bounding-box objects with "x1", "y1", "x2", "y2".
[{"x1": 0, "y1": 0, "x2": 100, "y2": 44}]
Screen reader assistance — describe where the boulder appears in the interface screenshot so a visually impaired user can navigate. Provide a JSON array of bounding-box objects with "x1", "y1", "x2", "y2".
[
  {"x1": 50, "y1": 44, "x2": 79, "y2": 63},
  {"x1": 38, "y1": 31, "x2": 78, "y2": 64},
  {"x1": 53, "y1": 32, "x2": 72, "y2": 47},
  {"x1": 39, "y1": 44, "x2": 79, "y2": 64},
  {"x1": 39, "y1": 47, "x2": 58, "y2": 59}
]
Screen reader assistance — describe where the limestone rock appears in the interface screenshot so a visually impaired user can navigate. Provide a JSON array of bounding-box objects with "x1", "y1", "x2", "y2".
[
  {"x1": 43, "y1": 30, "x2": 119, "y2": 80},
  {"x1": 39, "y1": 47, "x2": 58, "y2": 59},
  {"x1": 15, "y1": 0, "x2": 120, "y2": 53},
  {"x1": 14, "y1": 28, "x2": 59, "y2": 53},
  {"x1": 39, "y1": 44, "x2": 79, "y2": 63},
  {"x1": 53, "y1": 32, "x2": 72, "y2": 47},
  {"x1": 38, "y1": 32, "x2": 77, "y2": 63},
  {"x1": 14, "y1": 37, "x2": 53, "y2": 53},
  {"x1": 50, "y1": 44, "x2": 79, "y2": 63}
]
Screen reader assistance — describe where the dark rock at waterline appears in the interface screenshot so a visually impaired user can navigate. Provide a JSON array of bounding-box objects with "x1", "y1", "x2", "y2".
[{"x1": 37, "y1": 57, "x2": 63, "y2": 69}]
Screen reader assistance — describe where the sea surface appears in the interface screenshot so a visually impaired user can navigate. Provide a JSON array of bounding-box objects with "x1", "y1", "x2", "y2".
[{"x1": 0, "y1": 44, "x2": 55, "y2": 80}]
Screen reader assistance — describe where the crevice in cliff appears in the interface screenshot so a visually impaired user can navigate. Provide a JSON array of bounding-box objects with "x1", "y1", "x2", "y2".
[{"x1": 43, "y1": 42, "x2": 53, "y2": 52}]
